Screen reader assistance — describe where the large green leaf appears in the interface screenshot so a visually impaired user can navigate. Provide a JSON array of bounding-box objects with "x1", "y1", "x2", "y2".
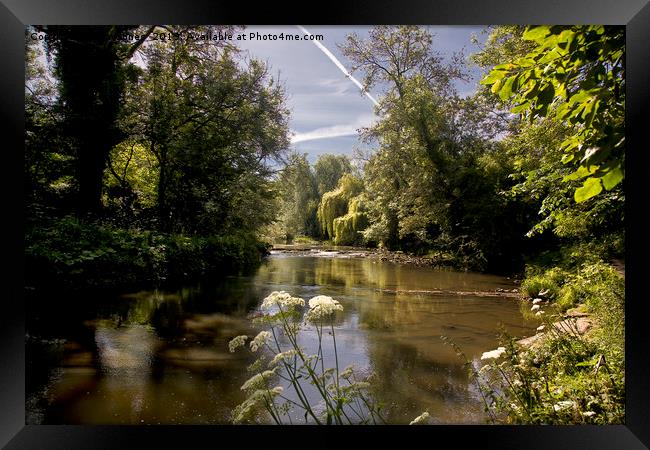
[
  {"x1": 523, "y1": 26, "x2": 551, "y2": 43},
  {"x1": 574, "y1": 177, "x2": 603, "y2": 202},
  {"x1": 601, "y1": 166, "x2": 624, "y2": 190}
]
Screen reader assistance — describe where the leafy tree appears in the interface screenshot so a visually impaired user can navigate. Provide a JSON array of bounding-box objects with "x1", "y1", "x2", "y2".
[
  {"x1": 317, "y1": 174, "x2": 364, "y2": 241},
  {"x1": 123, "y1": 34, "x2": 290, "y2": 234},
  {"x1": 341, "y1": 26, "x2": 529, "y2": 268},
  {"x1": 37, "y1": 25, "x2": 151, "y2": 213},
  {"x1": 481, "y1": 25, "x2": 624, "y2": 203},
  {"x1": 25, "y1": 30, "x2": 73, "y2": 210},
  {"x1": 474, "y1": 26, "x2": 624, "y2": 255},
  {"x1": 275, "y1": 153, "x2": 320, "y2": 240},
  {"x1": 313, "y1": 154, "x2": 353, "y2": 197}
]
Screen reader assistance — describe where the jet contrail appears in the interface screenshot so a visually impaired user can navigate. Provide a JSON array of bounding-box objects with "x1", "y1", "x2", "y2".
[{"x1": 297, "y1": 25, "x2": 380, "y2": 108}]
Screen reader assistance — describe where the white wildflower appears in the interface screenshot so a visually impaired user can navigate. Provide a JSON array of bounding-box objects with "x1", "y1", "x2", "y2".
[
  {"x1": 305, "y1": 295, "x2": 344, "y2": 322},
  {"x1": 341, "y1": 381, "x2": 370, "y2": 394},
  {"x1": 531, "y1": 304, "x2": 540, "y2": 311},
  {"x1": 269, "y1": 386, "x2": 283, "y2": 396},
  {"x1": 240, "y1": 368, "x2": 277, "y2": 391},
  {"x1": 409, "y1": 411, "x2": 430, "y2": 425},
  {"x1": 553, "y1": 400, "x2": 575, "y2": 412},
  {"x1": 536, "y1": 325, "x2": 545, "y2": 332},
  {"x1": 535, "y1": 311, "x2": 544, "y2": 316},
  {"x1": 513, "y1": 379, "x2": 523, "y2": 387},
  {"x1": 228, "y1": 335, "x2": 248, "y2": 353},
  {"x1": 269, "y1": 350, "x2": 297, "y2": 366},
  {"x1": 250, "y1": 331, "x2": 272, "y2": 352},
  {"x1": 532, "y1": 298, "x2": 543, "y2": 304},
  {"x1": 340, "y1": 365, "x2": 355, "y2": 380},
  {"x1": 261, "y1": 291, "x2": 305, "y2": 310},
  {"x1": 232, "y1": 386, "x2": 283, "y2": 423},
  {"x1": 232, "y1": 389, "x2": 266, "y2": 423},
  {"x1": 478, "y1": 364, "x2": 492, "y2": 375},
  {"x1": 582, "y1": 411, "x2": 596, "y2": 418},
  {"x1": 481, "y1": 347, "x2": 507, "y2": 361}
]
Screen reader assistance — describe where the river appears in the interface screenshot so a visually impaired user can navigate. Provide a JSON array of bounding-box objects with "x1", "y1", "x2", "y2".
[{"x1": 26, "y1": 253, "x2": 538, "y2": 425}]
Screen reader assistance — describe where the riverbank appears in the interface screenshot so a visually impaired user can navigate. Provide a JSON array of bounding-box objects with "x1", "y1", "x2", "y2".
[
  {"x1": 272, "y1": 244, "x2": 524, "y2": 299},
  {"x1": 473, "y1": 258, "x2": 625, "y2": 425},
  {"x1": 25, "y1": 215, "x2": 270, "y2": 292},
  {"x1": 273, "y1": 244, "x2": 459, "y2": 268}
]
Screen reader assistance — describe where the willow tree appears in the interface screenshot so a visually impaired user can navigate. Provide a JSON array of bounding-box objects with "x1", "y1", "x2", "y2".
[
  {"x1": 275, "y1": 153, "x2": 320, "y2": 240},
  {"x1": 317, "y1": 174, "x2": 363, "y2": 241},
  {"x1": 313, "y1": 154, "x2": 353, "y2": 197},
  {"x1": 332, "y1": 195, "x2": 369, "y2": 245}
]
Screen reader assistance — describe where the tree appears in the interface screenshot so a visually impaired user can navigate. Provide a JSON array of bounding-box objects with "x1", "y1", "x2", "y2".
[
  {"x1": 129, "y1": 38, "x2": 290, "y2": 234},
  {"x1": 475, "y1": 25, "x2": 624, "y2": 252},
  {"x1": 317, "y1": 173, "x2": 364, "y2": 241},
  {"x1": 39, "y1": 25, "x2": 149, "y2": 213},
  {"x1": 313, "y1": 154, "x2": 353, "y2": 197},
  {"x1": 481, "y1": 25, "x2": 625, "y2": 203},
  {"x1": 25, "y1": 29, "x2": 72, "y2": 209},
  {"x1": 275, "y1": 154, "x2": 320, "y2": 240}
]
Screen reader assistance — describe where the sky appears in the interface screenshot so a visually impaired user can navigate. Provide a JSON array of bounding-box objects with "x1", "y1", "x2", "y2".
[
  {"x1": 31, "y1": 25, "x2": 489, "y2": 164},
  {"x1": 235, "y1": 26, "x2": 488, "y2": 163}
]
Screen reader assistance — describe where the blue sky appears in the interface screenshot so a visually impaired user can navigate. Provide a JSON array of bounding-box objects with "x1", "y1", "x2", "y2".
[{"x1": 236, "y1": 26, "x2": 488, "y2": 163}]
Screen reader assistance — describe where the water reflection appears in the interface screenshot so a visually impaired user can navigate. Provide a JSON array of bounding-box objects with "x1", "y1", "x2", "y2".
[{"x1": 27, "y1": 255, "x2": 537, "y2": 424}]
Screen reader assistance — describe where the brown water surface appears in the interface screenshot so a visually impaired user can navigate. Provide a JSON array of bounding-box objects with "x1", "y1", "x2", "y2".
[{"x1": 26, "y1": 255, "x2": 537, "y2": 424}]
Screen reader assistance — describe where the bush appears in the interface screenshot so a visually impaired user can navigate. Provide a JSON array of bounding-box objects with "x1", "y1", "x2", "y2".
[
  {"x1": 25, "y1": 215, "x2": 268, "y2": 291},
  {"x1": 520, "y1": 267, "x2": 569, "y2": 300},
  {"x1": 463, "y1": 258, "x2": 625, "y2": 425}
]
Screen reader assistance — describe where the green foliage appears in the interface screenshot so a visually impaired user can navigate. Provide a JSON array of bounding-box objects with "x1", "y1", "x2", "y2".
[
  {"x1": 520, "y1": 267, "x2": 569, "y2": 300},
  {"x1": 317, "y1": 174, "x2": 364, "y2": 241},
  {"x1": 449, "y1": 255, "x2": 625, "y2": 425},
  {"x1": 26, "y1": 26, "x2": 291, "y2": 291},
  {"x1": 131, "y1": 38, "x2": 290, "y2": 235},
  {"x1": 332, "y1": 195, "x2": 369, "y2": 246},
  {"x1": 481, "y1": 25, "x2": 625, "y2": 203},
  {"x1": 313, "y1": 154, "x2": 353, "y2": 197},
  {"x1": 25, "y1": 215, "x2": 267, "y2": 290},
  {"x1": 340, "y1": 26, "x2": 536, "y2": 270},
  {"x1": 271, "y1": 154, "x2": 320, "y2": 242},
  {"x1": 474, "y1": 330, "x2": 624, "y2": 425}
]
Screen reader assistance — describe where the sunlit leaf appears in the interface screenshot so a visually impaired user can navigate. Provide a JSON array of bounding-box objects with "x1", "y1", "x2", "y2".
[
  {"x1": 574, "y1": 177, "x2": 603, "y2": 202},
  {"x1": 601, "y1": 166, "x2": 624, "y2": 190},
  {"x1": 523, "y1": 26, "x2": 551, "y2": 42}
]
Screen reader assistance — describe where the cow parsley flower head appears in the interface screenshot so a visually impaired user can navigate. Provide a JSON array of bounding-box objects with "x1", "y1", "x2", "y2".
[
  {"x1": 409, "y1": 411, "x2": 430, "y2": 425},
  {"x1": 305, "y1": 295, "x2": 344, "y2": 322},
  {"x1": 481, "y1": 347, "x2": 507, "y2": 361},
  {"x1": 269, "y1": 349, "x2": 298, "y2": 366},
  {"x1": 250, "y1": 331, "x2": 272, "y2": 352},
  {"x1": 229, "y1": 335, "x2": 248, "y2": 353},
  {"x1": 232, "y1": 386, "x2": 283, "y2": 423},
  {"x1": 261, "y1": 291, "x2": 305, "y2": 310},
  {"x1": 553, "y1": 400, "x2": 575, "y2": 412},
  {"x1": 240, "y1": 368, "x2": 277, "y2": 392},
  {"x1": 340, "y1": 365, "x2": 355, "y2": 380}
]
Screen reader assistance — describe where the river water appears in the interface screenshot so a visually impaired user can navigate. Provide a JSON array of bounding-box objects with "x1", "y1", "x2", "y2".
[{"x1": 26, "y1": 253, "x2": 538, "y2": 425}]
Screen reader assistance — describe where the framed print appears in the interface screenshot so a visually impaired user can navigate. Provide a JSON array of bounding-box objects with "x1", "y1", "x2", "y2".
[{"x1": 1, "y1": 0, "x2": 649, "y2": 448}]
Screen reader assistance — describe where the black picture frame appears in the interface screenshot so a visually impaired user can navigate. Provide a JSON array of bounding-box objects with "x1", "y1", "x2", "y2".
[{"x1": 2, "y1": 0, "x2": 648, "y2": 448}]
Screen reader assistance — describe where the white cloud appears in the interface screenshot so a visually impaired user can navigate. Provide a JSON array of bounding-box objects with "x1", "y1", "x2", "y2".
[{"x1": 291, "y1": 114, "x2": 376, "y2": 144}]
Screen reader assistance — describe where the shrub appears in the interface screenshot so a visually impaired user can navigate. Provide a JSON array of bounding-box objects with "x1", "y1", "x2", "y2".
[{"x1": 25, "y1": 215, "x2": 268, "y2": 291}]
